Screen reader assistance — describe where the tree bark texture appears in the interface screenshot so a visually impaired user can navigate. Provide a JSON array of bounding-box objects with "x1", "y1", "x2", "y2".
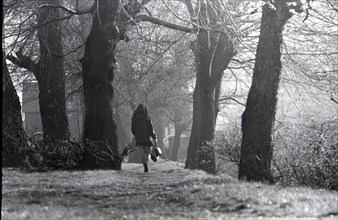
[
  {"x1": 115, "y1": 110, "x2": 129, "y2": 149},
  {"x1": 185, "y1": 19, "x2": 236, "y2": 174},
  {"x1": 185, "y1": 80, "x2": 201, "y2": 169},
  {"x1": 2, "y1": 51, "x2": 27, "y2": 167},
  {"x1": 36, "y1": 1, "x2": 70, "y2": 142},
  {"x1": 239, "y1": 1, "x2": 300, "y2": 182},
  {"x1": 80, "y1": 0, "x2": 120, "y2": 169},
  {"x1": 6, "y1": 0, "x2": 70, "y2": 143}
]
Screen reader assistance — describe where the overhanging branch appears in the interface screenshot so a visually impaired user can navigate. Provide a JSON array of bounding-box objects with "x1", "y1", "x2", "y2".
[
  {"x1": 6, "y1": 51, "x2": 39, "y2": 76},
  {"x1": 220, "y1": 97, "x2": 245, "y2": 106},
  {"x1": 331, "y1": 93, "x2": 338, "y2": 105},
  {"x1": 135, "y1": 14, "x2": 195, "y2": 33},
  {"x1": 38, "y1": 2, "x2": 96, "y2": 15}
]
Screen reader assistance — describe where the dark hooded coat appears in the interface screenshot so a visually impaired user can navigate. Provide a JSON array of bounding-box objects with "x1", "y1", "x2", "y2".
[{"x1": 131, "y1": 105, "x2": 156, "y2": 146}]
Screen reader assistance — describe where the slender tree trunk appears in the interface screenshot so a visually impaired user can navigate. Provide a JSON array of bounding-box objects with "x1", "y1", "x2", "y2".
[
  {"x1": 171, "y1": 124, "x2": 184, "y2": 161},
  {"x1": 239, "y1": 1, "x2": 302, "y2": 182},
  {"x1": 2, "y1": 51, "x2": 27, "y2": 167},
  {"x1": 80, "y1": 0, "x2": 120, "y2": 169}
]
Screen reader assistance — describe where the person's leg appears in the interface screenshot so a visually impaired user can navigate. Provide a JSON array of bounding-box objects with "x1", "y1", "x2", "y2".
[
  {"x1": 143, "y1": 163, "x2": 148, "y2": 172},
  {"x1": 143, "y1": 146, "x2": 151, "y2": 172},
  {"x1": 144, "y1": 146, "x2": 151, "y2": 162},
  {"x1": 138, "y1": 146, "x2": 148, "y2": 163},
  {"x1": 138, "y1": 146, "x2": 149, "y2": 172}
]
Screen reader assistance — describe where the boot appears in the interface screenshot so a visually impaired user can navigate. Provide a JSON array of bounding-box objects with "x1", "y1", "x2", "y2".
[{"x1": 143, "y1": 163, "x2": 148, "y2": 173}]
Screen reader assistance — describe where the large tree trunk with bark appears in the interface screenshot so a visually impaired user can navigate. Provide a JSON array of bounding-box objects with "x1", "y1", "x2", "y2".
[
  {"x1": 7, "y1": 0, "x2": 70, "y2": 143},
  {"x1": 2, "y1": 51, "x2": 27, "y2": 167},
  {"x1": 80, "y1": 0, "x2": 120, "y2": 169},
  {"x1": 36, "y1": 1, "x2": 69, "y2": 142},
  {"x1": 185, "y1": 81, "x2": 201, "y2": 169},
  {"x1": 239, "y1": 1, "x2": 303, "y2": 182},
  {"x1": 183, "y1": 1, "x2": 236, "y2": 174},
  {"x1": 115, "y1": 110, "x2": 129, "y2": 149},
  {"x1": 197, "y1": 83, "x2": 217, "y2": 173},
  {"x1": 185, "y1": 31, "x2": 235, "y2": 173}
]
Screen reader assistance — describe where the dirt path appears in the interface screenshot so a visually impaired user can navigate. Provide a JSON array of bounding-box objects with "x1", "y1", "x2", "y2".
[{"x1": 2, "y1": 160, "x2": 338, "y2": 219}]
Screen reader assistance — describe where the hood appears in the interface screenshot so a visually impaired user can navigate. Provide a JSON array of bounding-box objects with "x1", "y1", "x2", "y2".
[{"x1": 133, "y1": 112, "x2": 147, "y2": 119}]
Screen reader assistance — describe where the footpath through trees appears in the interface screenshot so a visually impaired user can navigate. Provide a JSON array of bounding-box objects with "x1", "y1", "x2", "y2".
[{"x1": 2, "y1": 160, "x2": 337, "y2": 219}]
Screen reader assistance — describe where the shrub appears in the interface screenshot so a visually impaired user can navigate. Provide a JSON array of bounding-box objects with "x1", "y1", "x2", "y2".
[
  {"x1": 24, "y1": 138, "x2": 84, "y2": 170},
  {"x1": 214, "y1": 123, "x2": 241, "y2": 177},
  {"x1": 2, "y1": 128, "x2": 27, "y2": 167},
  {"x1": 272, "y1": 118, "x2": 338, "y2": 190},
  {"x1": 81, "y1": 140, "x2": 121, "y2": 168},
  {"x1": 214, "y1": 118, "x2": 337, "y2": 190}
]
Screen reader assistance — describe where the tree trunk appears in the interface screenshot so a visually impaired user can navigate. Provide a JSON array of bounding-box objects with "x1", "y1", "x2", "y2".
[
  {"x1": 185, "y1": 27, "x2": 235, "y2": 174},
  {"x1": 185, "y1": 80, "x2": 201, "y2": 169},
  {"x1": 183, "y1": 0, "x2": 237, "y2": 174},
  {"x1": 6, "y1": 0, "x2": 70, "y2": 142},
  {"x1": 171, "y1": 124, "x2": 184, "y2": 161},
  {"x1": 36, "y1": 0, "x2": 69, "y2": 142},
  {"x1": 115, "y1": 109, "x2": 129, "y2": 149},
  {"x1": 2, "y1": 51, "x2": 27, "y2": 167},
  {"x1": 197, "y1": 83, "x2": 217, "y2": 173},
  {"x1": 239, "y1": 1, "x2": 300, "y2": 182},
  {"x1": 80, "y1": 0, "x2": 120, "y2": 169}
]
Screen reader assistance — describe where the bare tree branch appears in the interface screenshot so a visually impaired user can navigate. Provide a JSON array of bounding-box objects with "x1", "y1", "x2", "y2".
[
  {"x1": 331, "y1": 96, "x2": 338, "y2": 105},
  {"x1": 6, "y1": 51, "x2": 39, "y2": 75},
  {"x1": 38, "y1": 2, "x2": 96, "y2": 15},
  {"x1": 326, "y1": 0, "x2": 338, "y2": 12},
  {"x1": 141, "y1": 0, "x2": 152, "y2": 6},
  {"x1": 220, "y1": 97, "x2": 245, "y2": 106},
  {"x1": 53, "y1": 40, "x2": 87, "y2": 58},
  {"x1": 136, "y1": 14, "x2": 195, "y2": 33}
]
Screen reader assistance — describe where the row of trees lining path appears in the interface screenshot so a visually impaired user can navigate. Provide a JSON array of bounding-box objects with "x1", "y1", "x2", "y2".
[{"x1": 3, "y1": 0, "x2": 313, "y2": 182}]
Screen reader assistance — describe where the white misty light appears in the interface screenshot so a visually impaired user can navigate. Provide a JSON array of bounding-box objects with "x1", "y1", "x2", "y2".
[
  {"x1": 266, "y1": 2, "x2": 276, "y2": 11},
  {"x1": 286, "y1": 2, "x2": 297, "y2": 7}
]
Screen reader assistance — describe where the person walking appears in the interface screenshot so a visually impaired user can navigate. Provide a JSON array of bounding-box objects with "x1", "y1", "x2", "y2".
[{"x1": 131, "y1": 104, "x2": 157, "y2": 173}]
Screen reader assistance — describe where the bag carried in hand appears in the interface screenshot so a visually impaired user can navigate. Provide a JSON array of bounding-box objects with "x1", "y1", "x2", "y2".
[{"x1": 150, "y1": 146, "x2": 162, "y2": 162}]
